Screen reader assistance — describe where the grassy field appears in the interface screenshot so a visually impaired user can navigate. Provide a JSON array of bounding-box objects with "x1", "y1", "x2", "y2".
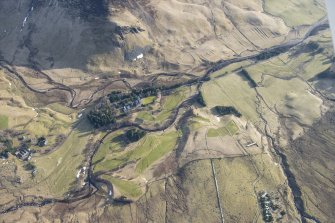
[
  {"x1": 188, "y1": 115, "x2": 211, "y2": 131},
  {"x1": 213, "y1": 155, "x2": 299, "y2": 222},
  {"x1": 48, "y1": 103, "x2": 76, "y2": 115},
  {"x1": 259, "y1": 76, "x2": 322, "y2": 126},
  {"x1": 32, "y1": 119, "x2": 93, "y2": 197},
  {"x1": 136, "y1": 111, "x2": 155, "y2": 122},
  {"x1": 207, "y1": 127, "x2": 228, "y2": 138},
  {"x1": 207, "y1": 120, "x2": 239, "y2": 138},
  {"x1": 141, "y1": 96, "x2": 156, "y2": 106},
  {"x1": 202, "y1": 73, "x2": 259, "y2": 122},
  {"x1": 214, "y1": 157, "x2": 259, "y2": 222},
  {"x1": 24, "y1": 110, "x2": 70, "y2": 136},
  {"x1": 92, "y1": 131, "x2": 125, "y2": 164},
  {"x1": 243, "y1": 41, "x2": 330, "y2": 127},
  {"x1": 0, "y1": 74, "x2": 37, "y2": 130},
  {"x1": 245, "y1": 42, "x2": 332, "y2": 84},
  {"x1": 101, "y1": 175, "x2": 143, "y2": 198},
  {"x1": 93, "y1": 130, "x2": 180, "y2": 174},
  {"x1": 264, "y1": 0, "x2": 326, "y2": 26},
  {"x1": 245, "y1": 53, "x2": 311, "y2": 83},
  {"x1": 21, "y1": 109, "x2": 73, "y2": 151},
  {"x1": 166, "y1": 160, "x2": 222, "y2": 223},
  {"x1": 203, "y1": 32, "x2": 331, "y2": 131},
  {"x1": 0, "y1": 115, "x2": 9, "y2": 130},
  {"x1": 155, "y1": 88, "x2": 190, "y2": 121},
  {"x1": 135, "y1": 131, "x2": 180, "y2": 173},
  {"x1": 136, "y1": 86, "x2": 194, "y2": 124}
]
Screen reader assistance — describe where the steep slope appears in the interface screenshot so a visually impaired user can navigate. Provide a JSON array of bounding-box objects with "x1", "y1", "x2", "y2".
[{"x1": 0, "y1": 0, "x2": 311, "y2": 76}]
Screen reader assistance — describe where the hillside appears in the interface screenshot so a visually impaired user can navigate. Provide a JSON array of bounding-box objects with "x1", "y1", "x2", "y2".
[
  {"x1": 1, "y1": 0, "x2": 325, "y2": 106},
  {"x1": 0, "y1": 0, "x2": 334, "y2": 223}
]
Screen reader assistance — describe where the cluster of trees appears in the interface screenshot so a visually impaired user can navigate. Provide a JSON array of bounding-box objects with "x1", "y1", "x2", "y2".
[
  {"x1": 306, "y1": 42, "x2": 320, "y2": 51},
  {"x1": 90, "y1": 76, "x2": 213, "y2": 128},
  {"x1": 214, "y1": 106, "x2": 242, "y2": 117},
  {"x1": 108, "y1": 87, "x2": 159, "y2": 111},
  {"x1": 24, "y1": 162, "x2": 36, "y2": 171},
  {"x1": 89, "y1": 87, "x2": 161, "y2": 128},
  {"x1": 108, "y1": 75, "x2": 212, "y2": 106},
  {"x1": 132, "y1": 87, "x2": 158, "y2": 97},
  {"x1": 157, "y1": 76, "x2": 210, "y2": 92},
  {"x1": 255, "y1": 47, "x2": 287, "y2": 61},
  {"x1": 108, "y1": 76, "x2": 212, "y2": 108},
  {"x1": 0, "y1": 135, "x2": 15, "y2": 158},
  {"x1": 196, "y1": 92, "x2": 206, "y2": 107},
  {"x1": 306, "y1": 42, "x2": 324, "y2": 55},
  {"x1": 240, "y1": 69, "x2": 257, "y2": 88},
  {"x1": 109, "y1": 87, "x2": 158, "y2": 104},
  {"x1": 37, "y1": 136, "x2": 47, "y2": 147},
  {"x1": 108, "y1": 91, "x2": 123, "y2": 103},
  {"x1": 88, "y1": 101, "x2": 116, "y2": 128},
  {"x1": 125, "y1": 128, "x2": 146, "y2": 143},
  {"x1": 258, "y1": 192, "x2": 282, "y2": 222}
]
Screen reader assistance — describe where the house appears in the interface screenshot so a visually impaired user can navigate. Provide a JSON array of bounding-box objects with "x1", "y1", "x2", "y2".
[
  {"x1": 18, "y1": 135, "x2": 26, "y2": 141},
  {"x1": 15, "y1": 148, "x2": 31, "y2": 160},
  {"x1": 0, "y1": 143, "x2": 7, "y2": 159},
  {"x1": 121, "y1": 98, "x2": 141, "y2": 114},
  {"x1": 37, "y1": 137, "x2": 48, "y2": 147},
  {"x1": 123, "y1": 106, "x2": 128, "y2": 113}
]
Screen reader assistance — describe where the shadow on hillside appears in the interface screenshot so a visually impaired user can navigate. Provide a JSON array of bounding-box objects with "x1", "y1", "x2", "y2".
[{"x1": 0, "y1": 0, "x2": 143, "y2": 72}]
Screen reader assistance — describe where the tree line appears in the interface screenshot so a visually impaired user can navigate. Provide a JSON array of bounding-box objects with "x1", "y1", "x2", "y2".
[{"x1": 214, "y1": 106, "x2": 242, "y2": 117}]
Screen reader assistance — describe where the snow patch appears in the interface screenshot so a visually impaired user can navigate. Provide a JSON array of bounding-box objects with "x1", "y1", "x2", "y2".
[
  {"x1": 76, "y1": 170, "x2": 81, "y2": 178},
  {"x1": 133, "y1": 53, "x2": 144, "y2": 61},
  {"x1": 22, "y1": 16, "x2": 28, "y2": 27},
  {"x1": 57, "y1": 158, "x2": 62, "y2": 166},
  {"x1": 137, "y1": 53, "x2": 144, "y2": 59}
]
